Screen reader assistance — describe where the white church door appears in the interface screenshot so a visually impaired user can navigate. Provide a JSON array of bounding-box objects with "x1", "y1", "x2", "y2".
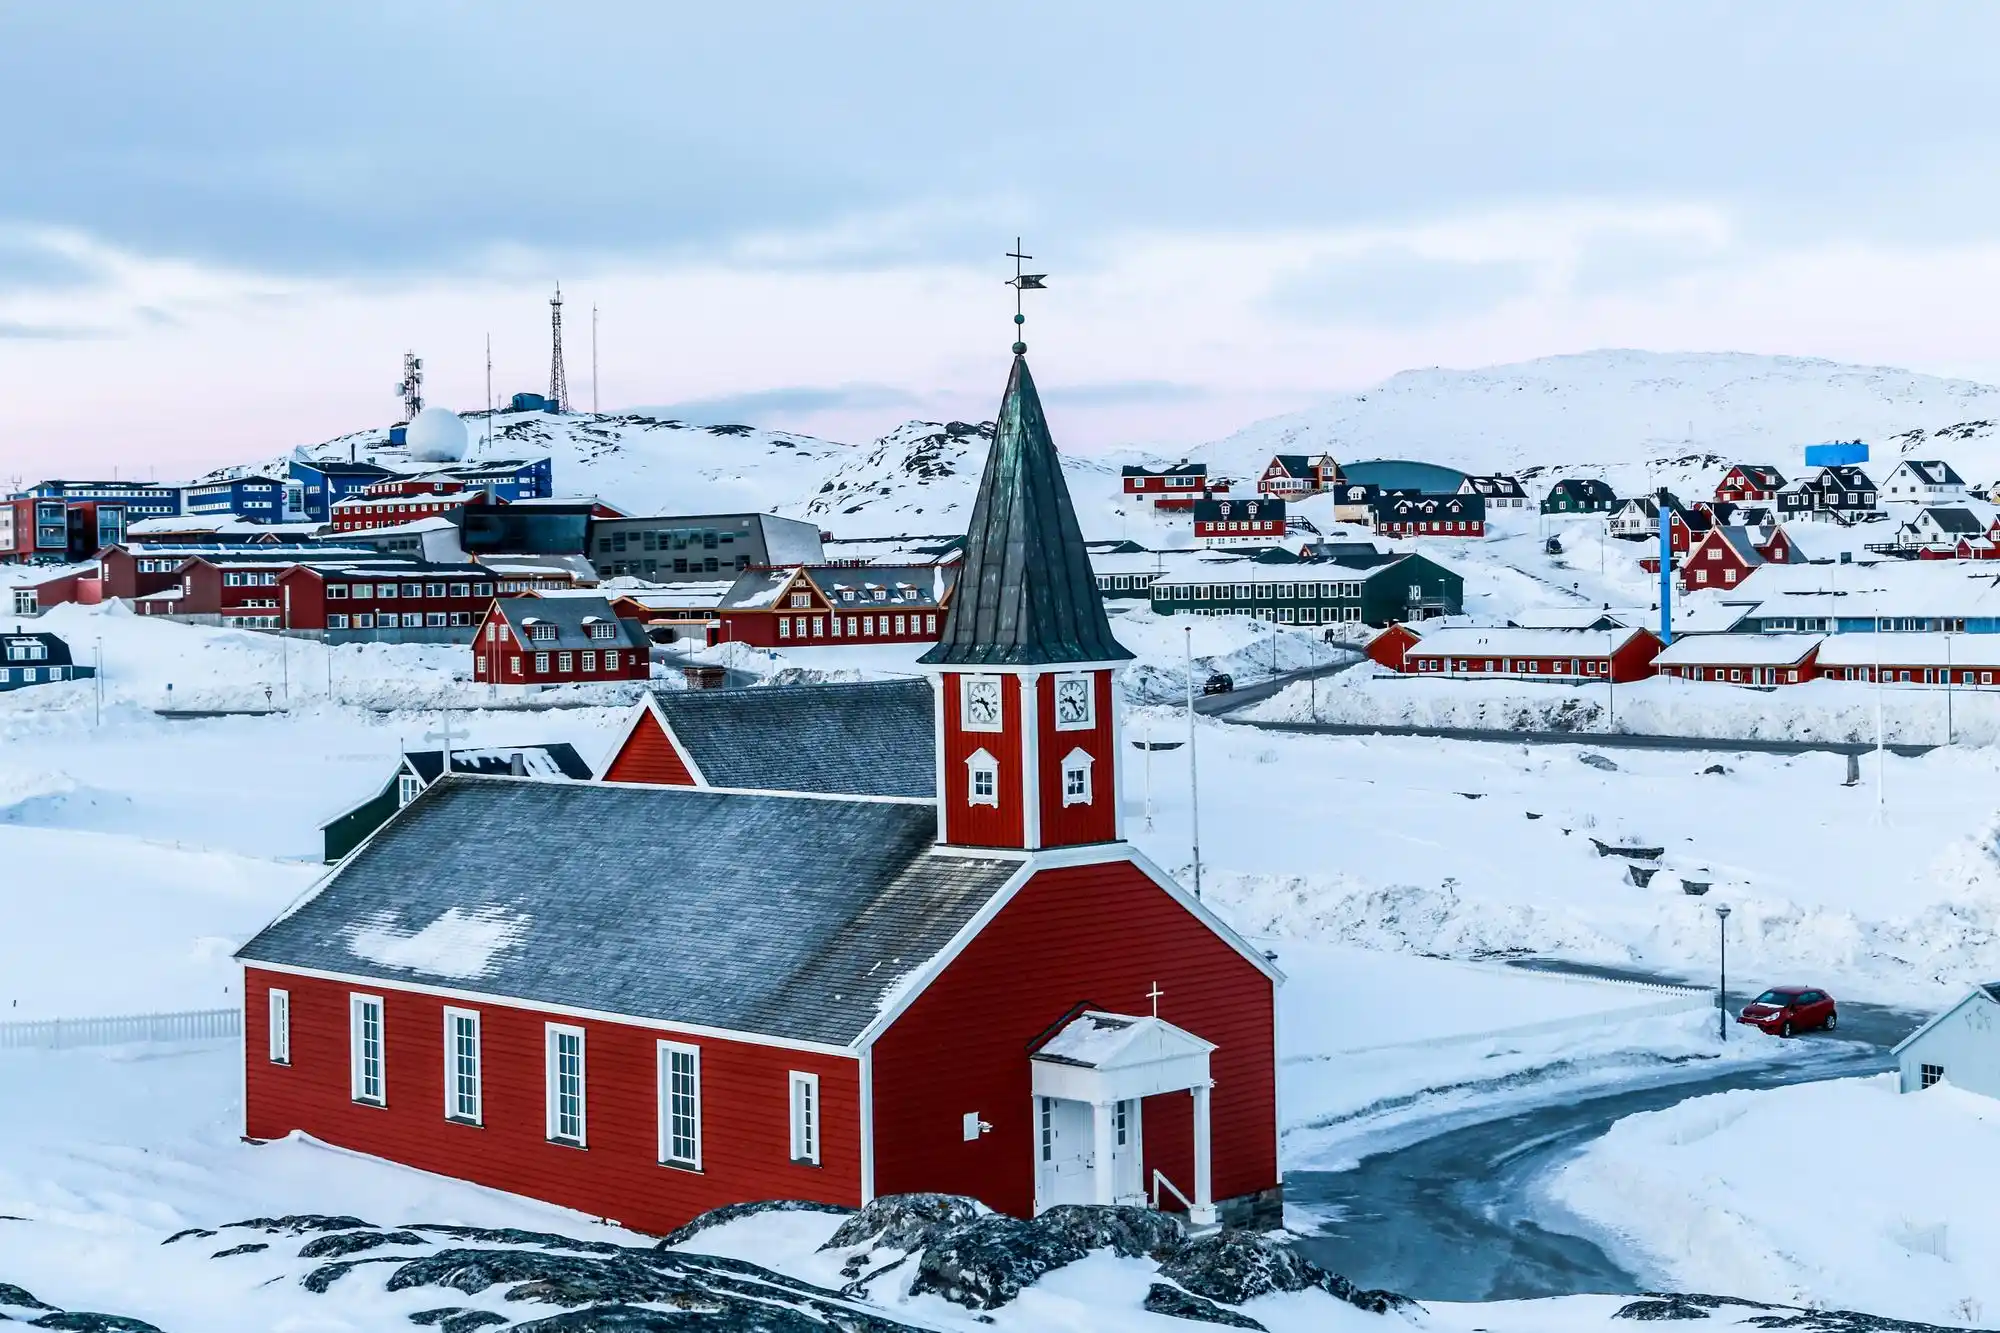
[
  {"x1": 1109, "y1": 1098, "x2": 1144, "y2": 1203},
  {"x1": 1036, "y1": 1097, "x2": 1097, "y2": 1207}
]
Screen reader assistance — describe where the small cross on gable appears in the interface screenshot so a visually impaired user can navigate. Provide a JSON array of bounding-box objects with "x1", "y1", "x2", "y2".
[{"x1": 1147, "y1": 981, "x2": 1164, "y2": 1017}]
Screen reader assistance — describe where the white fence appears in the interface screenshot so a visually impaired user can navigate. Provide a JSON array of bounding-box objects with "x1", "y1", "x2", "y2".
[{"x1": 0, "y1": 1007, "x2": 240, "y2": 1051}]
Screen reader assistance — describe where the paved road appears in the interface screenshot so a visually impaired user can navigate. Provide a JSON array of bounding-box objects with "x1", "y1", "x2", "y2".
[
  {"x1": 1287, "y1": 966, "x2": 1924, "y2": 1302},
  {"x1": 1242, "y1": 717, "x2": 1937, "y2": 758}
]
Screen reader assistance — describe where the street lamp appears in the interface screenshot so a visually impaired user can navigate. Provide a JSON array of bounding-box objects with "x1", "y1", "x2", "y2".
[{"x1": 1715, "y1": 903, "x2": 1733, "y2": 1042}]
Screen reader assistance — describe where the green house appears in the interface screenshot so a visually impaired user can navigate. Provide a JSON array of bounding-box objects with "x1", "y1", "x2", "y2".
[
  {"x1": 1148, "y1": 552, "x2": 1462, "y2": 627},
  {"x1": 1542, "y1": 479, "x2": 1619, "y2": 514},
  {"x1": 322, "y1": 744, "x2": 594, "y2": 863}
]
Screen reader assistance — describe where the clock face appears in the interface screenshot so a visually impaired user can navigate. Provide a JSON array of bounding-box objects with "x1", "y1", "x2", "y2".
[
  {"x1": 1055, "y1": 675, "x2": 1092, "y2": 727},
  {"x1": 964, "y1": 676, "x2": 1003, "y2": 729}
]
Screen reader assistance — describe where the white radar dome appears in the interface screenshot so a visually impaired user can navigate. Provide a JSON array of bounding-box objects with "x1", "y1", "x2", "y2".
[{"x1": 405, "y1": 406, "x2": 469, "y2": 462}]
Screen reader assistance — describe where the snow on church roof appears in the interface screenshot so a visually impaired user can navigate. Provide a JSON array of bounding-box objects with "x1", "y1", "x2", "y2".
[{"x1": 1033, "y1": 1010, "x2": 1216, "y2": 1070}]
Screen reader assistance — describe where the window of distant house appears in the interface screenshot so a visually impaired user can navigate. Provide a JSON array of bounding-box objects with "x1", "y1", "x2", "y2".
[
  {"x1": 546, "y1": 1025, "x2": 586, "y2": 1146},
  {"x1": 789, "y1": 1071, "x2": 820, "y2": 1165},
  {"x1": 350, "y1": 994, "x2": 385, "y2": 1105},
  {"x1": 660, "y1": 1042, "x2": 702, "y2": 1169},
  {"x1": 268, "y1": 989, "x2": 290, "y2": 1064},
  {"x1": 445, "y1": 1008, "x2": 482, "y2": 1124},
  {"x1": 1922, "y1": 1063, "x2": 1945, "y2": 1089}
]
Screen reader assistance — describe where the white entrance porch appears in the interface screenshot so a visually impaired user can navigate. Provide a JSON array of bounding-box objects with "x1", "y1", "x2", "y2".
[{"x1": 1030, "y1": 1010, "x2": 1218, "y2": 1225}]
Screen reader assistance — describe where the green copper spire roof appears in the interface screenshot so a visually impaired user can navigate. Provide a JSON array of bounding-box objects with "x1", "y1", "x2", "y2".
[{"x1": 920, "y1": 354, "x2": 1131, "y2": 668}]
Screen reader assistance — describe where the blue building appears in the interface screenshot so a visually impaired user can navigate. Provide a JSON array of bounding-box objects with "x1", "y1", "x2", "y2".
[
  {"x1": 0, "y1": 631, "x2": 93, "y2": 691},
  {"x1": 180, "y1": 475, "x2": 289, "y2": 521},
  {"x1": 288, "y1": 459, "x2": 398, "y2": 522},
  {"x1": 420, "y1": 457, "x2": 553, "y2": 503},
  {"x1": 16, "y1": 480, "x2": 180, "y2": 519}
]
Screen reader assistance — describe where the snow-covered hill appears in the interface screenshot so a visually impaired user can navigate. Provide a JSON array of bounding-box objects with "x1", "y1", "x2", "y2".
[{"x1": 1206, "y1": 350, "x2": 2000, "y2": 498}]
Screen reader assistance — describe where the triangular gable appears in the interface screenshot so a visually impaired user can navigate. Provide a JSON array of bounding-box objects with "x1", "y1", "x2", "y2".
[
  {"x1": 1892, "y1": 986, "x2": 2000, "y2": 1056},
  {"x1": 597, "y1": 694, "x2": 708, "y2": 787}
]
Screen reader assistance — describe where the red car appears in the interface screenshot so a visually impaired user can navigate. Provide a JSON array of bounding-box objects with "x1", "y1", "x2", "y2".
[{"x1": 1738, "y1": 986, "x2": 1837, "y2": 1037}]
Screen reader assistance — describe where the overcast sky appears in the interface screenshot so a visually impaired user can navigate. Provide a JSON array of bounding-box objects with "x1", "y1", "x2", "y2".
[{"x1": 8, "y1": 3, "x2": 2000, "y2": 477}]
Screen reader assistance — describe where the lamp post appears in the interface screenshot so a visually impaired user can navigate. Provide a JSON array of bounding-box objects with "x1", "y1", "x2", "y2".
[{"x1": 1715, "y1": 903, "x2": 1733, "y2": 1042}]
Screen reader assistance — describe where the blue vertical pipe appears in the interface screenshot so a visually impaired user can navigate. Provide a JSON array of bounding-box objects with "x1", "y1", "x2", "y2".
[{"x1": 1657, "y1": 487, "x2": 1674, "y2": 646}]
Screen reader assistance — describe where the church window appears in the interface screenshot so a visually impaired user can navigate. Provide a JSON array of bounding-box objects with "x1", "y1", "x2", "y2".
[
  {"x1": 966, "y1": 749, "x2": 999, "y2": 806},
  {"x1": 1061, "y1": 749, "x2": 1094, "y2": 806},
  {"x1": 789, "y1": 1071, "x2": 820, "y2": 1165},
  {"x1": 546, "y1": 1025, "x2": 586, "y2": 1146}
]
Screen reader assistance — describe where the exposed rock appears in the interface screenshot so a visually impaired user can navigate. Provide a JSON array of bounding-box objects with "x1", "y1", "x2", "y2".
[
  {"x1": 1579, "y1": 753, "x2": 1620, "y2": 772},
  {"x1": 160, "y1": 1227, "x2": 216, "y2": 1245},
  {"x1": 656, "y1": 1199, "x2": 852, "y2": 1250},
  {"x1": 1143, "y1": 1282, "x2": 1266, "y2": 1329},
  {"x1": 409, "y1": 1311, "x2": 510, "y2": 1333},
  {"x1": 0, "y1": 1282, "x2": 57, "y2": 1311},
  {"x1": 1033, "y1": 1204, "x2": 1185, "y2": 1261},
  {"x1": 409, "y1": 1224, "x2": 623, "y2": 1254},
  {"x1": 301, "y1": 1253, "x2": 415, "y2": 1293},
  {"x1": 1618, "y1": 1297, "x2": 1717, "y2": 1320},
  {"x1": 225, "y1": 1213, "x2": 377, "y2": 1236},
  {"x1": 906, "y1": 1214, "x2": 1087, "y2": 1310},
  {"x1": 1157, "y1": 1229, "x2": 1409, "y2": 1315},
  {"x1": 210, "y1": 1242, "x2": 270, "y2": 1258},
  {"x1": 299, "y1": 1228, "x2": 430, "y2": 1259},
  {"x1": 821, "y1": 1193, "x2": 983, "y2": 1254},
  {"x1": 28, "y1": 1315, "x2": 169, "y2": 1333},
  {"x1": 385, "y1": 1249, "x2": 702, "y2": 1305}
]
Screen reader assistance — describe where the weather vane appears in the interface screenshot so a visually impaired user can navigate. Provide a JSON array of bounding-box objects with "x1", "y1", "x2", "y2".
[{"x1": 1005, "y1": 238, "x2": 1046, "y2": 355}]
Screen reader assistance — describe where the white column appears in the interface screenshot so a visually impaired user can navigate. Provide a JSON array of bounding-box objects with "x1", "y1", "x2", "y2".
[
  {"x1": 1189, "y1": 1083, "x2": 1217, "y2": 1225},
  {"x1": 1091, "y1": 1100, "x2": 1116, "y2": 1206}
]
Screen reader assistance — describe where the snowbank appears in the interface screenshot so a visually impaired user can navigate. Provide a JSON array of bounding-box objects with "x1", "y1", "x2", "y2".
[{"x1": 1549, "y1": 1074, "x2": 2000, "y2": 1327}]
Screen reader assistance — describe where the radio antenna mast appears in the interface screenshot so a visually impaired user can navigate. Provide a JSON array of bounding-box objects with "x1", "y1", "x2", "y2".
[
  {"x1": 591, "y1": 303, "x2": 599, "y2": 415},
  {"x1": 485, "y1": 333, "x2": 493, "y2": 449},
  {"x1": 548, "y1": 283, "x2": 569, "y2": 413},
  {"x1": 399, "y1": 351, "x2": 424, "y2": 423}
]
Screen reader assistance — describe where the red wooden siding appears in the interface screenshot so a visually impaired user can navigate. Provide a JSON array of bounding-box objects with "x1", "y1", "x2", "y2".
[
  {"x1": 940, "y1": 671, "x2": 1025, "y2": 848},
  {"x1": 603, "y1": 711, "x2": 698, "y2": 786},
  {"x1": 1035, "y1": 671, "x2": 1117, "y2": 848},
  {"x1": 868, "y1": 859, "x2": 1277, "y2": 1219},
  {"x1": 243, "y1": 968, "x2": 861, "y2": 1236}
]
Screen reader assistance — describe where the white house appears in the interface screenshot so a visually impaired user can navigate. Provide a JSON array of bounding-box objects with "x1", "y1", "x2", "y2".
[
  {"x1": 1883, "y1": 459, "x2": 1968, "y2": 505},
  {"x1": 1893, "y1": 983, "x2": 2000, "y2": 1097}
]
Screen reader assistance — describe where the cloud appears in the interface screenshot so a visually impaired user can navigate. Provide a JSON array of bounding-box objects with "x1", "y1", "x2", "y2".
[
  {"x1": 1268, "y1": 249, "x2": 1537, "y2": 327},
  {"x1": 1042, "y1": 380, "x2": 1210, "y2": 408},
  {"x1": 0, "y1": 320, "x2": 100, "y2": 341}
]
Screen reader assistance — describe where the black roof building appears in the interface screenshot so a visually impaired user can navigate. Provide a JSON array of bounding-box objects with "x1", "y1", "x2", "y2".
[
  {"x1": 647, "y1": 679, "x2": 935, "y2": 798},
  {"x1": 920, "y1": 355, "x2": 1129, "y2": 668},
  {"x1": 1, "y1": 631, "x2": 74, "y2": 667},
  {"x1": 255, "y1": 778, "x2": 1021, "y2": 1046}
]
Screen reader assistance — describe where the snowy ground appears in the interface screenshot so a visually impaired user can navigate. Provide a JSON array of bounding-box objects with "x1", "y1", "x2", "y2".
[{"x1": 1547, "y1": 1074, "x2": 2000, "y2": 1328}]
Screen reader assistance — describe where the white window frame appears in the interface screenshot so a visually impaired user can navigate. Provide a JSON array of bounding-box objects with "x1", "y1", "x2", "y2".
[
  {"x1": 443, "y1": 1007, "x2": 482, "y2": 1124},
  {"x1": 960, "y1": 674, "x2": 1005, "y2": 732},
  {"x1": 789, "y1": 1070, "x2": 821, "y2": 1165},
  {"x1": 268, "y1": 988, "x2": 290, "y2": 1065},
  {"x1": 546, "y1": 1023, "x2": 587, "y2": 1146},
  {"x1": 1053, "y1": 673, "x2": 1096, "y2": 731},
  {"x1": 658, "y1": 1041, "x2": 703, "y2": 1170},
  {"x1": 349, "y1": 993, "x2": 385, "y2": 1105},
  {"x1": 397, "y1": 772, "x2": 422, "y2": 807},
  {"x1": 1061, "y1": 748, "x2": 1095, "y2": 806},
  {"x1": 966, "y1": 747, "x2": 1000, "y2": 807}
]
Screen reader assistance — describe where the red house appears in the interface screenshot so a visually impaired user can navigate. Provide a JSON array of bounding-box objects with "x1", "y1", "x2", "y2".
[
  {"x1": 234, "y1": 346, "x2": 1282, "y2": 1237},
  {"x1": 1365, "y1": 622, "x2": 1423, "y2": 671},
  {"x1": 1255, "y1": 453, "x2": 1340, "y2": 498},
  {"x1": 474, "y1": 595, "x2": 650, "y2": 686},
  {"x1": 1715, "y1": 464, "x2": 1786, "y2": 503},
  {"x1": 1678, "y1": 526, "x2": 1766, "y2": 592},
  {"x1": 710, "y1": 564, "x2": 957, "y2": 649},
  {"x1": 1193, "y1": 498, "x2": 1286, "y2": 548},
  {"x1": 1121, "y1": 463, "x2": 1220, "y2": 511},
  {"x1": 1400, "y1": 626, "x2": 1663, "y2": 682}
]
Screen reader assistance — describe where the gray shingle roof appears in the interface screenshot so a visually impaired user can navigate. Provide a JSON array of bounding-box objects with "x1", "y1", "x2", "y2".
[
  {"x1": 405, "y1": 743, "x2": 594, "y2": 784},
  {"x1": 493, "y1": 596, "x2": 649, "y2": 652},
  {"x1": 653, "y1": 679, "x2": 936, "y2": 797},
  {"x1": 237, "y1": 777, "x2": 1020, "y2": 1046},
  {"x1": 920, "y1": 356, "x2": 1131, "y2": 667}
]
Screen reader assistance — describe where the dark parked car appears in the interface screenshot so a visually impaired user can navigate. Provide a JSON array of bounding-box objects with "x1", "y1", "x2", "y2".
[
  {"x1": 1201, "y1": 672, "x2": 1235, "y2": 696},
  {"x1": 1738, "y1": 986, "x2": 1837, "y2": 1037}
]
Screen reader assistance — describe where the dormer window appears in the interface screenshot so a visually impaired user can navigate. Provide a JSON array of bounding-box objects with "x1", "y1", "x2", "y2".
[
  {"x1": 525, "y1": 620, "x2": 556, "y2": 643},
  {"x1": 589, "y1": 622, "x2": 616, "y2": 640},
  {"x1": 1061, "y1": 749, "x2": 1094, "y2": 806},
  {"x1": 966, "y1": 749, "x2": 999, "y2": 807}
]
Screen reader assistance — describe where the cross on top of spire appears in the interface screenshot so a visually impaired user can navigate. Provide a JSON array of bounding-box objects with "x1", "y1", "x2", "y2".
[{"x1": 1004, "y1": 238, "x2": 1046, "y2": 355}]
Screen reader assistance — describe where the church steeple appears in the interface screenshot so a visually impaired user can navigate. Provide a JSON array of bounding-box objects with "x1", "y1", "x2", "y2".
[
  {"x1": 919, "y1": 353, "x2": 1131, "y2": 668},
  {"x1": 925, "y1": 247, "x2": 1130, "y2": 853}
]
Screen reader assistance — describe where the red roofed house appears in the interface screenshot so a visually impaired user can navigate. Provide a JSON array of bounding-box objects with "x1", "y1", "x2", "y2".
[
  {"x1": 1678, "y1": 526, "x2": 1767, "y2": 593},
  {"x1": 233, "y1": 339, "x2": 1283, "y2": 1236},
  {"x1": 1715, "y1": 464, "x2": 1787, "y2": 503}
]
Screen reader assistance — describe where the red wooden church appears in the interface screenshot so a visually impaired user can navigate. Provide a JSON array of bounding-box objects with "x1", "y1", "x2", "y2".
[{"x1": 234, "y1": 343, "x2": 1284, "y2": 1236}]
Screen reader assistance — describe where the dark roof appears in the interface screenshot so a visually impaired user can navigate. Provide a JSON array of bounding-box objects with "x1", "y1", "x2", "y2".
[
  {"x1": 652, "y1": 679, "x2": 935, "y2": 797},
  {"x1": 1549, "y1": 478, "x2": 1617, "y2": 498},
  {"x1": 1120, "y1": 462, "x2": 1205, "y2": 478},
  {"x1": 1266, "y1": 454, "x2": 1313, "y2": 475},
  {"x1": 810, "y1": 563, "x2": 957, "y2": 611},
  {"x1": 1921, "y1": 507, "x2": 1984, "y2": 536},
  {"x1": 1373, "y1": 492, "x2": 1485, "y2": 518},
  {"x1": 301, "y1": 460, "x2": 397, "y2": 478},
  {"x1": 1901, "y1": 460, "x2": 1965, "y2": 487},
  {"x1": 1193, "y1": 497, "x2": 1286, "y2": 521},
  {"x1": 1729, "y1": 464, "x2": 1786, "y2": 486},
  {"x1": 236, "y1": 778, "x2": 1020, "y2": 1046},
  {"x1": 1, "y1": 632, "x2": 73, "y2": 666},
  {"x1": 404, "y1": 743, "x2": 594, "y2": 784},
  {"x1": 920, "y1": 356, "x2": 1130, "y2": 667},
  {"x1": 491, "y1": 596, "x2": 649, "y2": 652}
]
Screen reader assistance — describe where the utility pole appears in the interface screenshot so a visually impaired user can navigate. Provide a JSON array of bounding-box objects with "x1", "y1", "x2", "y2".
[
  {"x1": 1715, "y1": 903, "x2": 1732, "y2": 1042},
  {"x1": 93, "y1": 638, "x2": 102, "y2": 726},
  {"x1": 485, "y1": 332, "x2": 494, "y2": 450},
  {"x1": 1185, "y1": 627, "x2": 1202, "y2": 900},
  {"x1": 591, "y1": 303, "x2": 599, "y2": 415}
]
